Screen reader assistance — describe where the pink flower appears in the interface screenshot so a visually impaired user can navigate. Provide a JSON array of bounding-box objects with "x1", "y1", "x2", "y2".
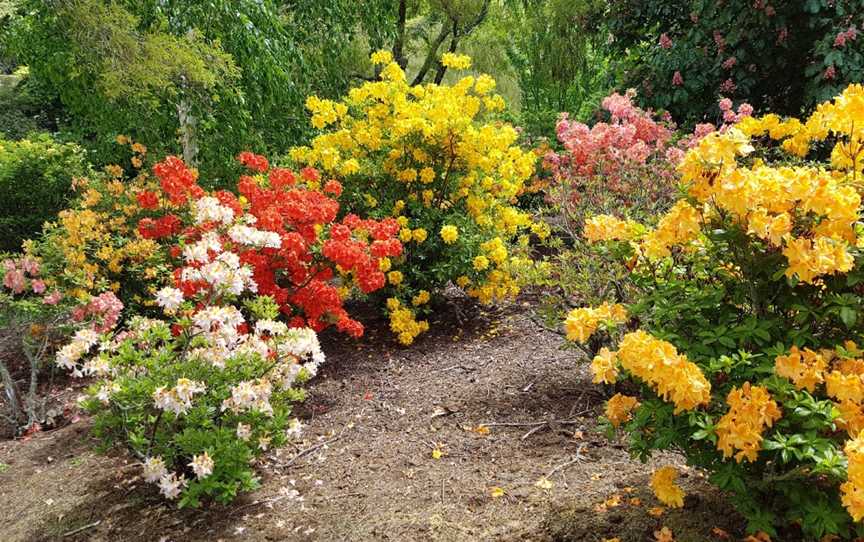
[
  {"x1": 672, "y1": 71, "x2": 684, "y2": 87},
  {"x1": 21, "y1": 257, "x2": 39, "y2": 276},
  {"x1": 719, "y1": 79, "x2": 737, "y2": 93},
  {"x1": 3, "y1": 269, "x2": 26, "y2": 294},
  {"x1": 718, "y1": 98, "x2": 733, "y2": 112},
  {"x1": 824, "y1": 65, "x2": 837, "y2": 80},
  {"x1": 737, "y1": 103, "x2": 753, "y2": 118},
  {"x1": 31, "y1": 279, "x2": 46, "y2": 294},
  {"x1": 835, "y1": 27, "x2": 858, "y2": 48},
  {"x1": 659, "y1": 33, "x2": 673, "y2": 49},
  {"x1": 722, "y1": 57, "x2": 737, "y2": 70},
  {"x1": 43, "y1": 291, "x2": 62, "y2": 305},
  {"x1": 723, "y1": 110, "x2": 738, "y2": 123}
]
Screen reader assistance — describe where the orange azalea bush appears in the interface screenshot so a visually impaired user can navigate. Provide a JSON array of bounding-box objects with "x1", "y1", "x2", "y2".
[
  {"x1": 566, "y1": 84, "x2": 864, "y2": 539},
  {"x1": 25, "y1": 143, "x2": 400, "y2": 337}
]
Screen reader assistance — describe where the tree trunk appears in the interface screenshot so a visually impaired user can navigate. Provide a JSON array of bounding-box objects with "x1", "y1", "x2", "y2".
[{"x1": 392, "y1": 0, "x2": 408, "y2": 70}]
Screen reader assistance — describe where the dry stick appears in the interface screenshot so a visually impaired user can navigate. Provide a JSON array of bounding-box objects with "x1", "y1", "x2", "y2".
[
  {"x1": 63, "y1": 520, "x2": 101, "y2": 537},
  {"x1": 480, "y1": 418, "x2": 585, "y2": 428},
  {"x1": 546, "y1": 445, "x2": 587, "y2": 479},
  {"x1": 277, "y1": 425, "x2": 350, "y2": 469},
  {"x1": 520, "y1": 424, "x2": 547, "y2": 441}
]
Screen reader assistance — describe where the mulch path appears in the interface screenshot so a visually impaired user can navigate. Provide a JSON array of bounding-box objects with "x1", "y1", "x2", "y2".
[{"x1": 0, "y1": 299, "x2": 746, "y2": 541}]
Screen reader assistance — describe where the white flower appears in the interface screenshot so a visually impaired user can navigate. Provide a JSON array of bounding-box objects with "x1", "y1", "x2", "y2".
[
  {"x1": 258, "y1": 436, "x2": 271, "y2": 451},
  {"x1": 157, "y1": 472, "x2": 187, "y2": 499},
  {"x1": 285, "y1": 418, "x2": 303, "y2": 439},
  {"x1": 228, "y1": 224, "x2": 282, "y2": 249},
  {"x1": 143, "y1": 456, "x2": 168, "y2": 483},
  {"x1": 189, "y1": 451, "x2": 214, "y2": 479},
  {"x1": 155, "y1": 287, "x2": 184, "y2": 312},
  {"x1": 255, "y1": 319, "x2": 288, "y2": 337},
  {"x1": 236, "y1": 422, "x2": 252, "y2": 441},
  {"x1": 174, "y1": 378, "x2": 205, "y2": 403},
  {"x1": 193, "y1": 196, "x2": 235, "y2": 226}
]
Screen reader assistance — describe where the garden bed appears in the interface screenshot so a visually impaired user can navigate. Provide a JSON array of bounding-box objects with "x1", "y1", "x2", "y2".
[{"x1": 0, "y1": 299, "x2": 746, "y2": 541}]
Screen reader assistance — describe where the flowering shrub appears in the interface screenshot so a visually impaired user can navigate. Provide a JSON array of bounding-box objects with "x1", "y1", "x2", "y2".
[
  {"x1": 65, "y1": 205, "x2": 325, "y2": 506},
  {"x1": 537, "y1": 92, "x2": 751, "y2": 329},
  {"x1": 27, "y1": 143, "x2": 400, "y2": 337},
  {"x1": 603, "y1": 1, "x2": 864, "y2": 123},
  {"x1": 1, "y1": 254, "x2": 75, "y2": 434},
  {"x1": 566, "y1": 84, "x2": 864, "y2": 538},
  {"x1": 290, "y1": 51, "x2": 547, "y2": 344}
]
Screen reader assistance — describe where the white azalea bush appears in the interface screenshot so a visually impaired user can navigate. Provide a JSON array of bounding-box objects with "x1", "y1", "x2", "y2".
[
  {"x1": 58, "y1": 191, "x2": 326, "y2": 507},
  {"x1": 78, "y1": 305, "x2": 322, "y2": 507}
]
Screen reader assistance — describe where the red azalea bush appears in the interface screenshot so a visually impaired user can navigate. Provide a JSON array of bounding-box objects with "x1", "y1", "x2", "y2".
[{"x1": 132, "y1": 153, "x2": 401, "y2": 337}]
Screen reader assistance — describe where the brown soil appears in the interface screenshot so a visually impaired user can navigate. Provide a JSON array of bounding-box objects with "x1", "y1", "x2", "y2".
[{"x1": 0, "y1": 299, "x2": 747, "y2": 541}]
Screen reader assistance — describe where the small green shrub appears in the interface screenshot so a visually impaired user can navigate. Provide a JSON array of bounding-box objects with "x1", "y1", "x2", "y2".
[{"x1": 0, "y1": 134, "x2": 89, "y2": 252}]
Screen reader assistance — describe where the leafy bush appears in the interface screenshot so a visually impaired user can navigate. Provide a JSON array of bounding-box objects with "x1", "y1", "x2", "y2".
[
  {"x1": 603, "y1": 0, "x2": 864, "y2": 123},
  {"x1": 538, "y1": 91, "x2": 752, "y2": 329},
  {"x1": 1, "y1": 254, "x2": 74, "y2": 435},
  {"x1": 0, "y1": 134, "x2": 89, "y2": 252},
  {"x1": 27, "y1": 146, "x2": 400, "y2": 337},
  {"x1": 290, "y1": 51, "x2": 548, "y2": 344},
  {"x1": 566, "y1": 84, "x2": 864, "y2": 538},
  {"x1": 62, "y1": 219, "x2": 323, "y2": 506}
]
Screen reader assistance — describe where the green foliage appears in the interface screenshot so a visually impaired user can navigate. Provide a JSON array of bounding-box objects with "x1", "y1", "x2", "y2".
[
  {"x1": 498, "y1": 0, "x2": 614, "y2": 136},
  {"x1": 602, "y1": 0, "x2": 864, "y2": 123},
  {"x1": 0, "y1": 134, "x2": 89, "y2": 252},
  {"x1": 82, "y1": 314, "x2": 316, "y2": 507}
]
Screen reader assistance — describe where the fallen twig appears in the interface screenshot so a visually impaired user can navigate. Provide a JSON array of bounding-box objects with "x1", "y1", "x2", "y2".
[
  {"x1": 63, "y1": 520, "x2": 101, "y2": 537},
  {"x1": 546, "y1": 445, "x2": 587, "y2": 479},
  {"x1": 480, "y1": 418, "x2": 584, "y2": 428},
  {"x1": 275, "y1": 425, "x2": 350, "y2": 469}
]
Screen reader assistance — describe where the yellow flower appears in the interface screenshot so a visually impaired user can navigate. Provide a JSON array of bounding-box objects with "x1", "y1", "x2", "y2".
[
  {"x1": 591, "y1": 348, "x2": 619, "y2": 384},
  {"x1": 441, "y1": 52, "x2": 471, "y2": 70},
  {"x1": 388, "y1": 271, "x2": 404, "y2": 285},
  {"x1": 605, "y1": 393, "x2": 638, "y2": 428},
  {"x1": 473, "y1": 255, "x2": 489, "y2": 271},
  {"x1": 412, "y1": 290, "x2": 430, "y2": 306},
  {"x1": 616, "y1": 330, "x2": 710, "y2": 413},
  {"x1": 440, "y1": 225, "x2": 458, "y2": 244},
  {"x1": 715, "y1": 383, "x2": 781, "y2": 463},
  {"x1": 399, "y1": 228, "x2": 413, "y2": 242},
  {"x1": 774, "y1": 347, "x2": 826, "y2": 392},
  {"x1": 650, "y1": 466, "x2": 685, "y2": 508},
  {"x1": 378, "y1": 257, "x2": 392, "y2": 272},
  {"x1": 370, "y1": 50, "x2": 393, "y2": 65},
  {"x1": 563, "y1": 303, "x2": 628, "y2": 344},
  {"x1": 412, "y1": 228, "x2": 428, "y2": 243}
]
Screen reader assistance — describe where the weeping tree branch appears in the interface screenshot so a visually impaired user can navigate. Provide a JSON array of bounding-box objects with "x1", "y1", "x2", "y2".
[
  {"x1": 432, "y1": 0, "x2": 491, "y2": 84},
  {"x1": 411, "y1": 22, "x2": 452, "y2": 86}
]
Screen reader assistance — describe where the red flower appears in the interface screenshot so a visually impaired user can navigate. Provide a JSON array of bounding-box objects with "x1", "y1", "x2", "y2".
[
  {"x1": 136, "y1": 190, "x2": 160, "y2": 209},
  {"x1": 324, "y1": 179, "x2": 343, "y2": 196},
  {"x1": 237, "y1": 151, "x2": 270, "y2": 172}
]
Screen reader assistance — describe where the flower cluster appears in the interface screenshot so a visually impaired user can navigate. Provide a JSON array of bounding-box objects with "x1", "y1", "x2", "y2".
[
  {"x1": 615, "y1": 331, "x2": 711, "y2": 414},
  {"x1": 563, "y1": 302, "x2": 628, "y2": 344},
  {"x1": 650, "y1": 466, "x2": 685, "y2": 508},
  {"x1": 715, "y1": 383, "x2": 781, "y2": 463},
  {"x1": 290, "y1": 51, "x2": 545, "y2": 343},
  {"x1": 843, "y1": 435, "x2": 864, "y2": 522}
]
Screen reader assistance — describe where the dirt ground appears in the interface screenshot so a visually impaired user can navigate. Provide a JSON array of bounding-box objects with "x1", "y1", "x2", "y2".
[{"x1": 0, "y1": 299, "x2": 748, "y2": 542}]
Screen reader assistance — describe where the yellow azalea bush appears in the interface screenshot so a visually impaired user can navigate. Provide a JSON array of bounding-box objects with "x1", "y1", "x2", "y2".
[
  {"x1": 569, "y1": 85, "x2": 864, "y2": 539},
  {"x1": 290, "y1": 51, "x2": 548, "y2": 344},
  {"x1": 24, "y1": 137, "x2": 168, "y2": 307}
]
